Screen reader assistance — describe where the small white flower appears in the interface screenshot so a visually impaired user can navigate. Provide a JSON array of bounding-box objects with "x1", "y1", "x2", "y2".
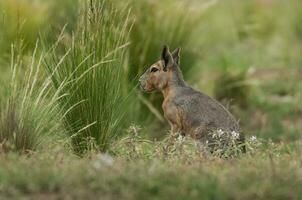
[
  {"x1": 177, "y1": 134, "x2": 185, "y2": 142},
  {"x1": 217, "y1": 129, "x2": 224, "y2": 137},
  {"x1": 250, "y1": 136, "x2": 257, "y2": 142},
  {"x1": 231, "y1": 131, "x2": 240, "y2": 139}
]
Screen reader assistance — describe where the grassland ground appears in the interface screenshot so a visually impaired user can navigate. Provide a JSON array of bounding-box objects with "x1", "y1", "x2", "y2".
[{"x1": 0, "y1": 139, "x2": 301, "y2": 200}]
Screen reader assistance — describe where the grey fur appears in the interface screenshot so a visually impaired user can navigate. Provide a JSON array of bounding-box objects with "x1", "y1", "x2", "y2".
[{"x1": 139, "y1": 46, "x2": 243, "y2": 144}]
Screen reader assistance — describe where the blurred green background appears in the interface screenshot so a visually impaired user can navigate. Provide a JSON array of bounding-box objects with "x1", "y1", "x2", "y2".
[{"x1": 0, "y1": 0, "x2": 302, "y2": 153}]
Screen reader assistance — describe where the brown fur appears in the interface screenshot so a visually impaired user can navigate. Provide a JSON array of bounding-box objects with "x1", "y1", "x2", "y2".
[{"x1": 139, "y1": 45, "x2": 243, "y2": 145}]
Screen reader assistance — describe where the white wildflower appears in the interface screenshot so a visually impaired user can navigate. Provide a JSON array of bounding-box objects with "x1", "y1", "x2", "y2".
[
  {"x1": 250, "y1": 136, "x2": 257, "y2": 142},
  {"x1": 217, "y1": 129, "x2": 224, "y2": 137},
  {"x1": 177, "y1": 134, "x2": 185, "y2": 142},
  {"x1": 231, "y1": 131, "x2": 240, "y2": 139}
]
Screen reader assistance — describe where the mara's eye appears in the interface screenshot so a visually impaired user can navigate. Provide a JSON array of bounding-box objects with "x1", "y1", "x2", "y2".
[{"x1": 150, "y1": 67, "x2": 159, "y2": 73}]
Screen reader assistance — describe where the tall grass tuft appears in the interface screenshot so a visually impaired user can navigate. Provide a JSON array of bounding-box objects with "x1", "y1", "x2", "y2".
[
  {"x1": 0, "y1": 43, "x2": 63, "y2": 153},
  {"x1": 45, "y1": 0, "x2": 131, "y2": 154}
]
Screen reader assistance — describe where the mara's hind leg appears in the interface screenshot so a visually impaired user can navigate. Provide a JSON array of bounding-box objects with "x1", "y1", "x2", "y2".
[{"x1": 191, "y1": 125, "x2": 218, "y2": 153}]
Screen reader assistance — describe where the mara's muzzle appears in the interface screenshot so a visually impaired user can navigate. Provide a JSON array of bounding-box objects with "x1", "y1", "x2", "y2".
[{"x1": 138, "y1": 76, "x2": 146, "y2": 92}]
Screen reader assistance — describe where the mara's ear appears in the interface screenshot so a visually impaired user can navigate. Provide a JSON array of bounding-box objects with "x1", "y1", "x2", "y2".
[
  {"x1": 161, "y1": 45, "x2": 173, "y2": 71},
  {"x1": 171, "y1": 47, "x2": 181, "y2": 65}
]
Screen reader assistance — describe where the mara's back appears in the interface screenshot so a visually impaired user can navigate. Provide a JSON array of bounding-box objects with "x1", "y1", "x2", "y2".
[{"x1": 173, "y1": 86, "x2": 240, "y2": 134}]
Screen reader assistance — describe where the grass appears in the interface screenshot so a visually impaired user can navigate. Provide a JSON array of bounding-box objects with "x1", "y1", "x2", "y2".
[
  {"x1": 0, "y1": 0, "x2": 79, "y2": 55},
  {"x1": 214, "y1": 69, "x2": 250, "y2": 109},
  {"x1": 0, "y1": 140, "x2": 301, "y2": 200},
  {"x1": 44, "y1": 0, "x2": 131, "y2": 154},
  {"x1": 0, "y1": 0, "x2": 47, "y2": 53},
  {"x1": 0, "y1": 43, "x2": 64, "y2": 153},
  {"x1": 121, "y1": 0, "x2": 206, "y2": 125},
  {"x1": 0, "y1": 0, "x2": 302, "y2": 199}
]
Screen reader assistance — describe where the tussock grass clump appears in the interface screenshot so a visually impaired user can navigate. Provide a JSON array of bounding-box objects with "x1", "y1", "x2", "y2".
[
  {"x1": 45, "y1": 0, "x2": 131, "y2": 154},
  {"x1": 0, "y1": 44, "x2": 63, "y2": 153}
]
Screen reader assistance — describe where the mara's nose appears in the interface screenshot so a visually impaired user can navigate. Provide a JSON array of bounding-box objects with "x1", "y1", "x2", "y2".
[{"x1": 138, "y1": 76, "x2": 145, "y2": 91}]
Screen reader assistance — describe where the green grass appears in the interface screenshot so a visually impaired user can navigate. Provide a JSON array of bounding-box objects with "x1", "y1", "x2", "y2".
[
  {"x1": 0, "y1": 0, "x2": 302, "y2": 199},
  {"x1": 121, "y1": 0, "x2": 205, "y2": 125},
  {"x1": 44, "y1": 0, "x2": 131, "y2": 154},
  {"x1": 0, "y1": 43, "x2": 64, "y2": 153},
  {"x1": 0, "y1": 140, "x2": 301, "y2": 200},
  {"x1": 0, "y1": 0, "x2": 79, "y2": 55}
]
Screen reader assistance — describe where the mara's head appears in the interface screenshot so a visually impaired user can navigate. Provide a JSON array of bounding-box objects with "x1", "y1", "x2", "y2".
[{"x1": 139, "y1": 45, "x2": 182, "y2": 92}]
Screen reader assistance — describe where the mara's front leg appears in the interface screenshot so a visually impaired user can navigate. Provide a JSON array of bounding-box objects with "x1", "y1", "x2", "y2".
[
  {"x1": 170, "y1": 122, "x2": 181, "y2": 138},
  {"x1": 163, "y1": 123, "x2": 181, "y2": 154},
  {"x1": 162, "y1": 104, "x2": 184, "y2": 154},
  {"x1": 165, "y1": 105, "x2": 184, "y2": 138}
]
